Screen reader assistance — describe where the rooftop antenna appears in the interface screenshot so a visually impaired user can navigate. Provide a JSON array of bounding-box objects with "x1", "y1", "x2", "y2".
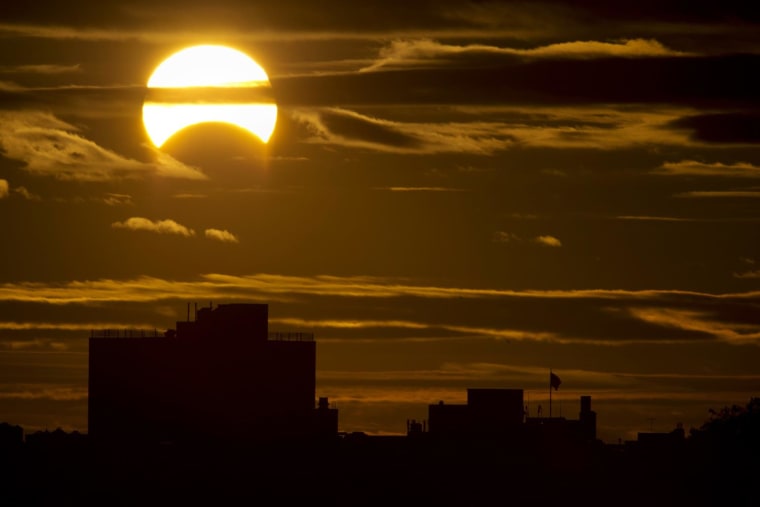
[
  {"x1": 186, "y1": 302, "x2": 190, "y2": 322},
  {"x1": 194, "y1": 302, "x2": 198, "y2": 321}
]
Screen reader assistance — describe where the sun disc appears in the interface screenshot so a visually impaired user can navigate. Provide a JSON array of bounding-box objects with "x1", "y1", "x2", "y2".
[{"x1": 143, "y1": 45, "x2": 277, "y2": 148}]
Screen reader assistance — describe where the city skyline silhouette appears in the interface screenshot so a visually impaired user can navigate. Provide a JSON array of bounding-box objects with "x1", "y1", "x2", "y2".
[{"x1": 1, "y1": 302, "x2": 757, "y2": 505}]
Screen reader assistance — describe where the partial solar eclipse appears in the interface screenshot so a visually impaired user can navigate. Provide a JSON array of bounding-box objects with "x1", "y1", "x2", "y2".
[{"x1": 142, "y1": 45, "x2": 277, "y2": 148}]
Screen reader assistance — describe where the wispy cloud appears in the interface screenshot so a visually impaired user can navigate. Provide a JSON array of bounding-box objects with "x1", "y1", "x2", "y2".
[
  {"x1": 675, "y1": 190, "x2": 760, "y2": 198},
  {"x1": 204, "y1": 228, "x2": 239, "y2": 243},
  {"x1": 173, "y1": 193, "x2": 207, "y2": 199},
  {"x1": 493, "y1": 232, "x2": 562, "y2": 247},
  {"x1": 616, "y1": 215, "x2": 760, "y2": 223},
  {"x1": 0, "y1": 321, "x2": 152, "y2": 332},
  {"x1": 0, "y1": 111, "x2": 205, "y2": 181},
  {"x1": 0, "y1": 385, "x2": 87, "y2": 401},
  {"x1": 734, "y1": 270, "x2": 760, "y2": 279},
  {"x1": 292, "y1": 106, "x2": 696, "y2": 154},
  {"x1": 111, "y1": 217, "x2": 195, "y2": 237},
  {"x1": 13, "y1": 186, "x2": 41, "y2": 201},
  {"x1": 101, "y1": 193, "x2": 133, "y2": 206},
  {"x1": 657, "y1": 160, "x2": 760, "y2": 177},
  {"x1": 375, "y1": 186, "x2": 466, "y2": 192},
  {"x1": 492, "y1": 231, "x2": 520, "y2": 243},
  {"x1": 0, "y1": 64, "x2": 81, "y2": 74},
  {"x1": 0, "y1": 273, "x2": 756, "y2": 305},
  {"x1": 628, "y1": 307, "x2": 760, "y2": 345},
  {"x1": 361, "y1": 38, "x2": 686, "y2": 71},
  {"x1": 0, "y1": 274, "x2": 758, "y2": 347},
  {"x1": 616, "y1": 215, "x2": 694, "y2": 222},
  {"x1": 273, "y1": 317, "x2": 561, "y2": 343},
  {"x1": 0, "y1": 179, "x2": 7, "y2": 199}
]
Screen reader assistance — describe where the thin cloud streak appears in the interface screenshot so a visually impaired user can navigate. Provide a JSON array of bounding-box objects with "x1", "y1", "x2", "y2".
[
  {"x1": 734, "y1": 270, "x2": 760, "y2": 279},
  {"x1": 0, "y1": 64, "x2": 81, "y2": 74},
  {"x1": 0, "y1": 274, "x2": 757, "y2": 346},
  {"x1": 292, "y1": 106, "x2": 702, "y2": 154},
  {"x1": 0, "y1": 321, "x2": 159, "y2": 331},
  {"x1": 376, "y1": 187, "x2": 466, "y2": 192},
  {"x1": 361, "y1": 38, "x2": 686, "y2": 72},
  {"x1": 0, "y1": 273, "x2": 758, "y2": 305},
  {"x1": 0, "y1": 386, "x2": 87, "y2": 401},
  {"x1": 628, "y1": 308, "x2": 760, "y2": 345},
  {"x1": 657, "y1": 160, "x2": 760, "y2": 178},
  {"x1": 273, "y1": 317, "x2": 561, "y2": 344},
  {"x1": 675, "y1": 190, "x2": 760, "y2": 198}
]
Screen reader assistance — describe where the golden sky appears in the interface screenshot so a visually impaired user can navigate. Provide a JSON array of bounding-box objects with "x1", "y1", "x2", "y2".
[{"x1": 0, "y1": 0, "x2": 759, "y2": 442}]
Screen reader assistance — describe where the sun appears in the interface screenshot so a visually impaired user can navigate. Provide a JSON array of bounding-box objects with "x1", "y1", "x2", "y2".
[{"x1": 142, "y1": 45, "x2": 277, "y2": 148}]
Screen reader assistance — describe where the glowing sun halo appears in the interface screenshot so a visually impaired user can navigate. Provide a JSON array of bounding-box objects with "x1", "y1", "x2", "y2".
[{"x1": 143, "y1": 45, "x2": 277, "y2": 148}]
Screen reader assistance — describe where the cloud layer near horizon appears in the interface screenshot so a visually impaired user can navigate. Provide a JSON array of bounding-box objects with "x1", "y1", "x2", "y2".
[{"x1": 0, "y1": 273, "x2": 758, "y2": 347}]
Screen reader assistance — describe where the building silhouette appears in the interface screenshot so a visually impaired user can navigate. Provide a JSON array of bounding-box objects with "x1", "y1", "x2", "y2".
[
  {"x1": 428, "y1": 388, "x2": 524, "y2": 436},
  {"x1": 88, "y1": 302, "x2": 337, "y2": 444},
  {"x1": 426, "y1": 388, "x2": 597, "y2": 445}
]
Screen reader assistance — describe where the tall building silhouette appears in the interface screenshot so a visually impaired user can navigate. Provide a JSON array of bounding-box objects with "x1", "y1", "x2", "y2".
[{"x1": 88, "y1": 303, "x2": 336, "y2": 443}]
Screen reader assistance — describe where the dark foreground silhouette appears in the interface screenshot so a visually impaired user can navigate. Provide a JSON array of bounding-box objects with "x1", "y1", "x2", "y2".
[{"x1": 1, "y1": 397, "x2": 758, "y2": 507}]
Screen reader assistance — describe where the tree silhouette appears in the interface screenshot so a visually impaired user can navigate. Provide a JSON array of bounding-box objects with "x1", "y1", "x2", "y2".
[{"x1": 689, "y1": 397, "x2": 760, "y2": 457}]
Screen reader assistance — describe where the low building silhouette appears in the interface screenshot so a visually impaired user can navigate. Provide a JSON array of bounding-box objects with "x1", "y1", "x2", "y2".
[
  {"x1": 88, "y1": 302, "x2": 337, "y2": 444},
  {"x1": 427, "y1": 388, "x2": 597, "y2": 446},
  {"x1": 428, "y1": 388, "x2": 524, "y2": 436}
]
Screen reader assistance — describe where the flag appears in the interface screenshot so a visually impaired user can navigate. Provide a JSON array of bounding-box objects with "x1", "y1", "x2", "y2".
[{"x1": 550, "y1": 372, "x2": 561, "y2": 390}]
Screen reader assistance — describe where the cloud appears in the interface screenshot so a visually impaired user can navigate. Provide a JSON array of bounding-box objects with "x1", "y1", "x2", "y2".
[
  {"x1": 376, "y1": 187, "x2": 465, "y2": 192},
  {"x1": 616, "y1": 215, "x2": 760, "y2": 223},
  {"x1": 0, "y1": 321, "x2": 148, "y2": 332},
  {"x1": 616, "y1": 215, "x2": 693, "y2": 222},
  {"x1": 675, "y1": 191, "x2": 760, "y2": 198},
  {"x1": 204, "y1": 228, "x2": 239, "y2": 243},
  {"x1": 2, "y1": 273, "x2": 756, "y2": 306},
  {"x1": 0, "y1": 111, "x2": 206, "y2": 181},
  {"x1": 101, "y1": 193, "x2": 133, "y2": 206},
  {"x1": 657, "y1": 160, "x2": 760, "y2": 177},
  {"x1": 13, "y1": 186, "x2": 41, "y2": 200},
  {"x1": 293, "y1": 107, "x2": 515, "y2": 154},
  {"x1": 534, "y1": 235, "x2": 562, "y2": 247},
  {"x1": 628, "y1": 308, "x2": 760, "y2": 345},
  {"x1": 734, "y1": 270, "x2": 760, "y2": 279},
  {"x1": 111, "y1": 217, "x2": 195, "y2": 237},
  {"x1": 493, "y1": 232, "x2": 562, "y2": 247},
  {"x1": 0, "y1": 274, "x2": 758, "y2": 347},
  {"x1": 0, "y1": 386, "x2": 87, "y2": 401},
  {"x1": 361, "y1": 38, "x2": 686, "y2": 71},
  {"x1": 0, "y1": 64, "x2": 81, "y2": 74},
  {"x1": 173, "y1": 193, "x2": 207, "y2": 199},
  {"x1": 493, "y1": 231, "x2": 520, "y2": 243},
  {"x1": 0, "y1": 179, "x2": 7, "y2": 199},
  {"x1": 292, "y1": 106, "x2": 697, "y2": 155}
]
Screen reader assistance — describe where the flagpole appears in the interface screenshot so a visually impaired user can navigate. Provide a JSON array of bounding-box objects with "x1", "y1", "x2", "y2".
[{"x1": 549, "y1": 368, "x2": 552, "y2": 418}]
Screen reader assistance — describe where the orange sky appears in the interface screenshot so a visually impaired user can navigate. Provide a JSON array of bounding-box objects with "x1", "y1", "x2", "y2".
[{"x1": 0, "y1": 0, "x2": 759, "y2": 443}]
